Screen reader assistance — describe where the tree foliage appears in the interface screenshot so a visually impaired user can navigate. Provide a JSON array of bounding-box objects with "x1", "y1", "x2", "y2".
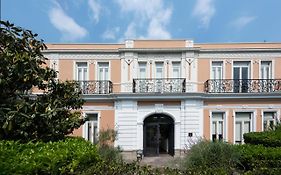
[{"x1": 0, "y1": 21, "x2": 85, "y2": 142}]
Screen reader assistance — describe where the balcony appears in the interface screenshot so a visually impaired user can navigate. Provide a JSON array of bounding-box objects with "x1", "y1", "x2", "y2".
[
  {"x1": 78, "y1": 80, "x2": 113, "y2": 94},
  {"x1": 205, "y1": 79, "x2": 281, "y2": 93},
  {"x1": 133, "y1": 78, "x2": 186, "y2": 93}
]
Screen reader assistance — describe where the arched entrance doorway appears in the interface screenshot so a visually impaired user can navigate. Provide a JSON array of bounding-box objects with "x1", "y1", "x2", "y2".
[{"x1": 143, "y1": 114, "x2": 174, "y2": 156}]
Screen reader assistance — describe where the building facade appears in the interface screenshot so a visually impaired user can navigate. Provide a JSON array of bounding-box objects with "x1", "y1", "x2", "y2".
[{"x1": 43, "y1": 40, "x2": 281, "y2": 157}]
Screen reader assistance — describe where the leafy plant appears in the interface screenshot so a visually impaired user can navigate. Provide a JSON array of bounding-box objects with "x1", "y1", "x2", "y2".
[
  {"x1": 183, "y1": 140, "x2": 241, "y2": 174},
  {"x1": 0, "y1": 137, "x2": 100, "y2": 175},
  {"x1": 0, "y1": 21, "x2": 85, "y2": 142}
]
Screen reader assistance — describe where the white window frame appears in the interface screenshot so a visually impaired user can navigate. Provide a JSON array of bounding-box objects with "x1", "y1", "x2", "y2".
[
  {"x1": 260, "y1": 61, "x2": 272, "y2": 79},
  {"x1": 233, "y1": 111, "x2": 255, "y2": 144},
  {"x1": 232, "y1": 61, "x2": 251, "y2": 79},
  {"x1": 171, "y1": 61, "x2": 181, "y2": 78},
  {"x1": 83, "y1": 112, "x2": 100, "y2": 144},
  {"x1": 96, "y1": 62, "x2": 110, "y2": 80},
  {"x1": 210, "y1": 111, "x2": 228, "y2": 142},
  {"x1": 138, "y1": 62, "x2": 147, "y2": 79},
  {"x1": 211, "y1": 61, "x2": 223, "y2": 79},
  {"x1": 262, "y1": 110, "x2": 279, "y2": 131},
  {"x1": 75, "y1": 62, "x2": 89, "y2": 81},
  {"x1": 155, "y1": 62, "x2": 164, "y2": 79}
]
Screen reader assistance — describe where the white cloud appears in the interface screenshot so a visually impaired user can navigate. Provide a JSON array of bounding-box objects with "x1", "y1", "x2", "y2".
[
  {"x1": 88, "y1": 0, "x2": 101, "y2": 23},
  {"x1": 48, "y1": 2, "x2": 88, "y2": 41},
  {"x1": 102, "y1": 27, "x2": 120, "y2": 40},
  {"x1": 193, "y1": 0, "x2": 215, "y2": 28},
  {"x1": 231, "y1": 16, "x2": 256, "y2": 30},
  {"x1": 115, "y1": 0, "x2": 172, "y2": 40}
]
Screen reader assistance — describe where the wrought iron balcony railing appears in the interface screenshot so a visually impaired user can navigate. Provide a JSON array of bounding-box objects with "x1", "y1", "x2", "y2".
[
  {"x1": 133, "y1": 78, "x2": 186, "y2": 93},
  {"x1": 78, "y1": 80, "x2": 113, "y2": 94},
  {"x1": 205, "y1": 79, "x2": 281, "y2": 93}
]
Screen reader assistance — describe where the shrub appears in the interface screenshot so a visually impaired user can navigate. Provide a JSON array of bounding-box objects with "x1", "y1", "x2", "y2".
[
  {"x1": 183, "y1": 140, "x2": 241, "y2": 174},
  {"x1": 244, "y1": 130, "x2": 281, "y2": 147},
  {"x1": 236, "y1": 144, "x2": 281, "y2": 172},
  {"x1": 0, "y1": 137, "x2": 100, "y2": 175},
  {"x1": 81, "y1": 161, "x2": 185, "y2": 175},
  {"x1": 244, "y1": 124, "x2": 281, "y2": 147}
]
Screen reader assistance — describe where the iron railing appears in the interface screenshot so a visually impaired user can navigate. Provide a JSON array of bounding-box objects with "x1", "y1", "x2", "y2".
[
  {"x1": 78, "y1": 80, "x2": 113, "y2": 94},
  {"x1": 204, "y1": 79, "x2": 281, "y2": 93},
  {"x1": 133, "y1": 78, "x2": 186, "y2": 93}
]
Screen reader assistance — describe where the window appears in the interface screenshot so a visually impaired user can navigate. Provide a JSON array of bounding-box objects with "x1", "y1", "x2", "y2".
[
  {"x1": 98, "y1": 62, "x2": 109, "y2": 80},
  {"x1": 76, "y1": 62, "x2": 88, "y2": 92},
  {"x1": 261, "y1": 61, "x2": 273, "y2": 92},
  {"x1": 76, "y1": 62, "x2": 88, "y2": 81},
  {"x1": 155, "y1": 62, "x2": 164, "y2": 78},
  {"x1": 172, "y1": 62, "x2": 181, "y2": 78},
  {"x1": 233, "y1": 61, "x2": 250, "y2": 93},
  {"x1": 84, "y1": 114, "x2": 98, "y2": 144},
  {"x1": 235, "y1": 112, "x2": 252, "y2": 144},
  {"x1": 211, "y1": 112, "x2": 225, "y2": 141},
  {"x1": 139, "y1": 62, "x2": 147, "y2": 78},
  {"x1": 155, "y1": 62, "x2": 164, "y2": 92},
  {"x1": 211, "y1": 61, "x2": 223, "y2": 79},
  {"x1": 263, "y1": 112, "x2": 278, "y2": 131},
  {"x1": 261, "y1": 61, "x2": 272, "y2": 79}
]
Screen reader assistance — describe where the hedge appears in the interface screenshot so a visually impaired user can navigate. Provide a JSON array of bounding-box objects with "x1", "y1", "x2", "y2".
[
  {"x1": 0, "y1": 137, "x2": 100, "y2": 175},
  {"x1": 236, "y1": 144, "x2": 281, "y2": 173},
  {"x1": 244, "y1": 131, "x2": 281, "y2": 147}
]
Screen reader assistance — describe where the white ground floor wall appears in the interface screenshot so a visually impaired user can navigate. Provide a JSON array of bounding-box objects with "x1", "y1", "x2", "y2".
[{"x1": 114, "y1": 99, "x2": 203, "y2": 152}]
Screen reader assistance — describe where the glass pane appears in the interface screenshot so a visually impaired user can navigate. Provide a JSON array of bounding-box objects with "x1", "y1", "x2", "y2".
[
  {"x1": 105, "y1": 68, "x2": 109, "y2": 80},
  {"x1": 173, "y1": 68, "x2": 180, "y2": 78},
  {"x1": 78, "y1": 68, "x2": 82, "y2": 80},
  {"x1": 212, "y1": 122, "x2": 216, "y2": 135},
  {"x1": 242, "y1": 67, "x2": 249, "y2": 79},
  {"x1": 235, "y1": 122, "x2": 242, "y2": 143},
  {"x1": 244, "y1": 121, "x2": 251, "y2": 134},
  {"x1": 155, "y1": 63, "x2": 163, "y2": 78},
  {"x1": 217, "y1": 68, "x2": 222, "y2": 79},
  {"x1": 94, "y1": 125, "x2": 98, "y2": 144},
  {"x1": 83, "y1": 68, "x2": 87, "y2": 80},
  {"x1": 218, "y1": 121, "x2": 223, "y2": 135},
  {"x1": 233, "y1": 67, "x2": 240, "y2": 79}
]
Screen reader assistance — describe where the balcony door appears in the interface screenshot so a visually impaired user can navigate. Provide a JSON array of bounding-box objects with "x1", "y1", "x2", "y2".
[
  {"x1": 233, "y1": 62, "x2": 250, "y2": 93},
  {"x1": 261, "y1": 61, "x2": 272, "y2": 92},
  {"x1": 235, "y1": 112, "x2": 252, "y2": 144},
  {"x1": 211, "y1": 61, "x2": 223, "y2": 92},
  {"x1": 98, "y1": 63, "x2": 109, "y2": 93},
  {"x1": 155, "y1": 62, "x2": 164, "y2": 92},
  {"x1": 76, "y1": 62, "x2": 88, "y2": 93}
]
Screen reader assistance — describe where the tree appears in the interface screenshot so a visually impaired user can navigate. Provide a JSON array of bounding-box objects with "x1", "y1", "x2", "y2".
[{"x1": 0, "y1": 21, "x2": 85, "y2": 142}]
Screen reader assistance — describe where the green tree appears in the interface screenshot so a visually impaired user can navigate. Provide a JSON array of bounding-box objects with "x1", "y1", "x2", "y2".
[{"x1": 0, "y1": 21, "x2": 85, "y2": 142}]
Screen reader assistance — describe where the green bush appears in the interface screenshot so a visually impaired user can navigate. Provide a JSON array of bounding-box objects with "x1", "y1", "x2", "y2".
[
  {"x1": 183, "y1": 140, "x2": 241, "y2": 174},
  {"x1": 0, "y1": 137, "x2": 100, "y2": 175},
  {"x1": 244, "y1": 131, "x2": 281, "y2": 147},
  {"x1": 236, "y1": 144, "x2": 281, "y2": 172},
  {"x1": 81, "y1": 161, "x2": 185, "y2": 175}
]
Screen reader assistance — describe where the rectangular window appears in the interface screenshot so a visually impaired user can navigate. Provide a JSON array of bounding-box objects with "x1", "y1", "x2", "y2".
[
  {"x1": 98, "y1": 62, "x2": 109, "y2": 80},
  {"x1": 235, "y1": 112, "x2": 252, "y2": 144},
  {"x1": 211, "y1": 61, "x2": 223, "y2": 79},
  {"x1": 155, "y1": 62, "x2": 164, "y2": 78},
  {"x1": 76, "y1": 62, "x2": 88, "y2": 93},
  {"x1": 263, "y1": 112, "x2": 277, "y2": 131},
  {"x1": 261, "y1": 61, "x2": 272, "y2": 79},
  {"x1": 211, "y1": 112, "x2": 225, "y2": 141},
  {"x1": 84, "y1": 114, "x2": 98, "y2": 144},
  {"x1": 233, "y1": 61, "x2": 250, "y2": 93},
  {"x1": 76, "y1": 62, "x2": 88, "y2": 81},
  {"x1": 172, "y1": 62, "x2": 181, "y2": 78},
  {"x1": 139, "y1": 62, "x2": 147, "y2": 79}
]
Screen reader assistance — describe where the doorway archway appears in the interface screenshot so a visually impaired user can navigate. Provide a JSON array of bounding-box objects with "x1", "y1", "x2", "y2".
[{"x1": 143, "y1": 113, "x2": 174, "y2": 156}]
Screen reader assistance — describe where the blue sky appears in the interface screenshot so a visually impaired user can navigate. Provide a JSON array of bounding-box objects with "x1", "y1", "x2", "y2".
[{"x1": 2, "y1": 0, "x2": 281, "y2": 43}]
